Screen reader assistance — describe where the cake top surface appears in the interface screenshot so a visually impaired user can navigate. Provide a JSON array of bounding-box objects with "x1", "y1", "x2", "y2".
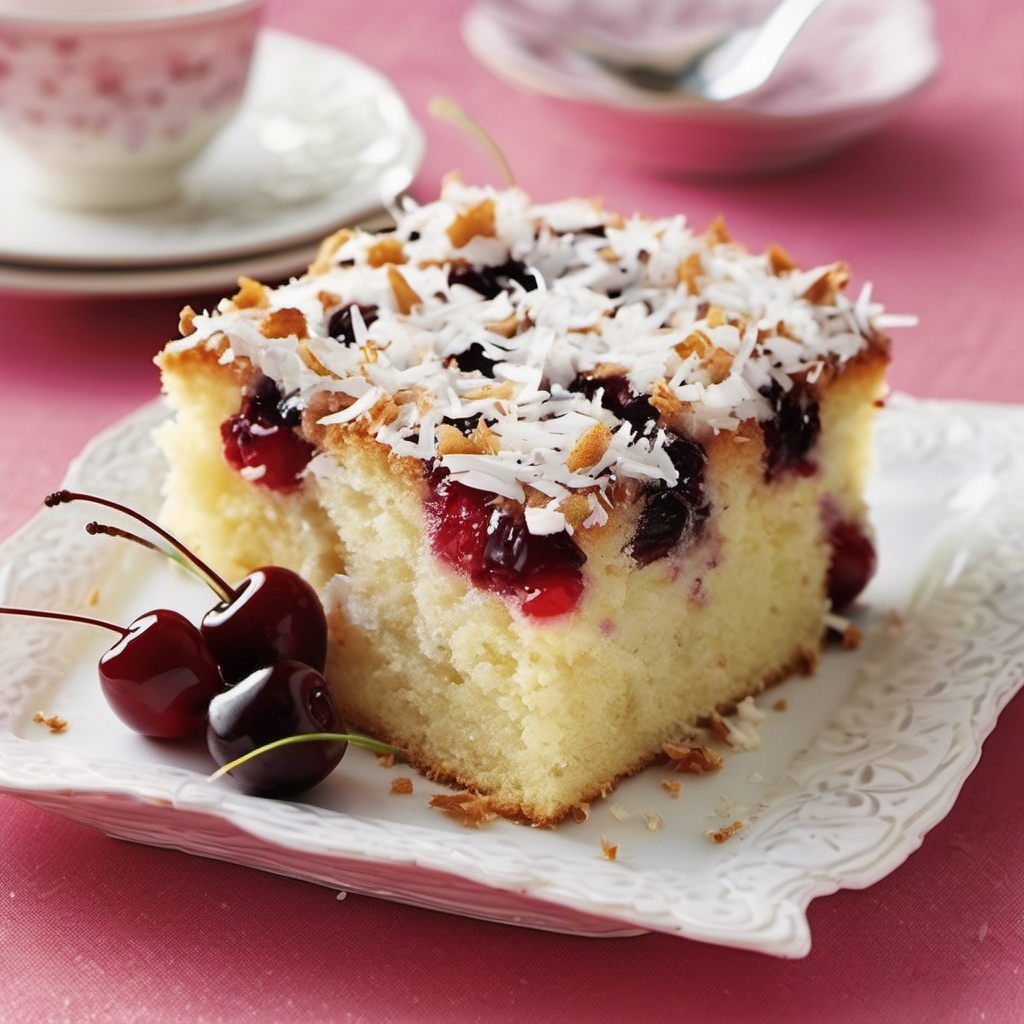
[{"x1": 169, "y1": 179, "x2": 907, "y2": 534}]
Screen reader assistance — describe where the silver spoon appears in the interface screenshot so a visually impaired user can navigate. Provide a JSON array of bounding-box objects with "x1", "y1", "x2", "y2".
[{"x1": 571, "y1": 0, "x2": 832, "y2": 102}]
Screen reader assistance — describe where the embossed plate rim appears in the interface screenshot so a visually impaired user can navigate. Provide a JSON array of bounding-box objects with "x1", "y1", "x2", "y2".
[{"x1": 0, "y1": 394, "x2": 1022, "y2": 957}]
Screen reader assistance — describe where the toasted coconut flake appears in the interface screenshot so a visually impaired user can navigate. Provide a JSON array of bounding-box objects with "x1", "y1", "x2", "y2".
[
  {"x1": 317, "y1": 290, "x2": 341, "y2": 312},
  {"x1": 484, "y1": 313, "x2": 520, "y2": 338},
  {"x1": 705, "y1": 346, "x2": 734, "y2": 384},
  {"x1": 437, "y1": 423, "x2": 487, "y2": 456},
  {"x1": 375, "y1": 752, "x2": 396, "y2": 768},
  {"x1": 663, "y1": 742, "x2": 724, "y2": 774},
  {"x1": 773, "y1": 698, "x2": 788, "y2": 712},
  {"x1": 599, "y1": 835, "x2": 618, "y2": 860},
  {"x1": 648, "y1": 379, "x2": 688, "y2": 422},
  {"x1": 676, "y1": 252, "x2": 703, "y2": 294},
  {"x1": 86, "y1": 586, "x2": 101, "y2": 607},
  {"x1": 566, "y1": 422, "x2": 612, "y2": 473},
  {"x1": 767, "y1": 242, "x2": 799, "y2": 274},
  {"x1": 706, "y1": 820, "x2": 744, "y2": 844},
  {"x1": 387, "y1": 265, "x2": 422, "y2": 314},
  {"x1": 178, "y1": 305, "x2": 197, "y2": 337},
  {"x1": 446, "y1": 198, "x2": 497, "y2": 248},
  {"x1": 461, "y1": 380, "x2": 516, "y2": 402},
  {"x1": 260, "y1": 307, "x2": 308, "y2": 341},
  {"x1": 661, "y1": 778, "x2": 682, "y2": 798},
  {"x1": 33, "y1": 712, "x2": 67, "y2": 733},
  {"x1": 705, "y1": 214, "x2": 730, "y2": 244},
  {"x1": 367, "y1": 236, "x2": 407, "y2": 268},
  {"x1": 308, "y1": 227, "x2": 353, "y2": 276},
  {"x1": 674, "y1": 329, "x2": 712, "y2": 361},
  {"x1": 297, "y1": 338, "x2": 339, "y2": 379},
  {"x1": 429, "y1": 791, "x2": 498, "y2": 827},
  {"x1": 470, "y1": 419, "x2": 501, "y2": 455},
  {"x1": 390, "y1": 777, "x2": 414, "y2": 795},
  {"x1": 706, "y1": 305, "x2": 726, "y2": 329},
  {"x1": 803, "y1": 263, "x2": 850, "y2": 305},
  {"x1": 230, "y1": 276, "x2": 270, "y2": 310}
]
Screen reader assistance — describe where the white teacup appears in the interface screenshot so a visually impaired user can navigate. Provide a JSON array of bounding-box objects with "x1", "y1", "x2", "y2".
[{"x1": 0, "y1": 0, "x2": 263, "y2": 211}]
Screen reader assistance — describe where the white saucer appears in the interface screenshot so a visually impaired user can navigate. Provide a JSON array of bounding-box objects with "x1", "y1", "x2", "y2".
[
  {"x1": 0, "y1": 28, "x2": 424, "y2": 275},
  {"x1": 463, "y1": 2, "x2": 939, "y2": 176},
  {"x1": 0, "y1": 212, "x2": 396, "y2": 298}
]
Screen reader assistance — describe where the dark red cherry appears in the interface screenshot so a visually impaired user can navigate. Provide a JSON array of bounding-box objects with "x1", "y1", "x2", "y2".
[
  {"x1": 100, "y1": 609, "x2": 224, "y2": 738},
  {"x1": 201, "y1": 566, "x2": 328, "y2": 685},
  {"x1": 221, "y1": 376, "x2": 315, "y2": 493},
  {"x1": 47, "y1": 491, "x2": 329, "y2": 685},
  {"x1": 425, "y1": 476, "x2": 586, "y2": 619},
  {"x1": 628, "y1": 434, "x2": 709, "y2": 566},
  {"x1": 447, "y1": 258, "x2": 537, "y2": 300},
  {"x1": 327, "y1": 302, "x2": 378, "y2": 345},
  {"x1": 206, "y1": 660, "x2": 347, "y2": 797},
  {"x1": 568, "y1": 370, "x2": 660, "y2": 437},
  {"x1": 827, "y1": 518, "x2": 877, "y2": 610},
  {"x1": 0, "y1": 605, "x2": 222, "y2": 739},
  {"x1": 760, "y1": 380, "x2": 821, "y2": 480}
]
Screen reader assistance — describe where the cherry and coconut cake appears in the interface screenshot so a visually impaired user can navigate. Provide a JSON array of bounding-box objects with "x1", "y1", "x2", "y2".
[{"x1": 155, "y1": 178, "x2": 900, "y2": 825}]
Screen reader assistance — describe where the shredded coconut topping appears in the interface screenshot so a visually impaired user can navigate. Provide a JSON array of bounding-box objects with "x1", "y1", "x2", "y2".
[{"x1": 174, "y1": 179, "x2": 901, "y2": 532}]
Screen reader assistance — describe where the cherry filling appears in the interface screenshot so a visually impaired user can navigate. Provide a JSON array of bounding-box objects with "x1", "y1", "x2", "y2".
[
  {"x1": 569, "y1": 372, "x2": 711, "y2": 566},
  {"x1": 327, "y1": 302, "x2": 379, "y2": 345},
  {"x1": 629, "y1": 435, "x2": 710, "y2": 567},
  {"x1": 568, "y1": 370, "x2": 659, "y2": 436},
  {"x1": 826, "y1": 516, "x2": 877, "y2": 611},
  {"x1": 452, "y1": 342, "x2": 500, "y2": 377},
  {"x1": 447, "y1": 258, "x2": 538, "y2": 300},
  {"x1": 425, "y1": 475, "x2": 586, "y2": 619},
  {"x1": 221, "y1": 376, "x2": 315, "y2": 493},
  {"x1": 760, "y1": 380, "x2": 821, "y2": 480}
]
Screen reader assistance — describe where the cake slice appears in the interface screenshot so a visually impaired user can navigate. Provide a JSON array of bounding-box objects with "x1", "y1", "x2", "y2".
[{"x1": 155, "y1": 179, "x2": 894, "y2": 824}]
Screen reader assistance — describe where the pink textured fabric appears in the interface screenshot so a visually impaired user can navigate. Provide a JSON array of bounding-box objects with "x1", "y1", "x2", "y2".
[{"x1": 0, "y1": 2, "x2": 1021, "y2": 1021}]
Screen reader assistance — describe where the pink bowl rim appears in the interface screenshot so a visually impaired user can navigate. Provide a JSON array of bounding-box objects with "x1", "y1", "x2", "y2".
[{"x1": 0, "y1": 0, "x2": 262, "y2": 28}]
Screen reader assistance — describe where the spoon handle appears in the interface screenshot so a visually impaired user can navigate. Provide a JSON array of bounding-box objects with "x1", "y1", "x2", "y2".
[{"x1": 699, "y1": 0, "x2": 832, "y2": 101}]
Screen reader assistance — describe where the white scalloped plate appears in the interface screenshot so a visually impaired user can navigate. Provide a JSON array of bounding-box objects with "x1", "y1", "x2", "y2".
[{"x1": 1, "y1": 395, "x2": 1022, "y2": 957}]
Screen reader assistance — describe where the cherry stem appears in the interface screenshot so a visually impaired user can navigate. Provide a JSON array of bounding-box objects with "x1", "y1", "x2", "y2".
[
  {"x1": 46, "y1": 490, "x2": 234, "y2": 603},
  {"x1": 0, "y1": 605, "x2": 126, "y2": 637},
  {"x1": 207, "y1": 733, "x2": 402, "y2": 783},
  {"x1": 86, "y1": 521, "x2": 199, "y2": 581}
]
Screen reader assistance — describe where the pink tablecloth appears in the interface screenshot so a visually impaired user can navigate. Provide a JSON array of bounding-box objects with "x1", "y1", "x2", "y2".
[{"x1": 0, "y1": 2, "x2": 1021, "y2": 1021}]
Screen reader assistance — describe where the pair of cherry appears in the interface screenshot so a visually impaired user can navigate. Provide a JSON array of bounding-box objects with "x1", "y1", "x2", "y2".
[{"x1": 1, "y1": 491, "x2": 367, "y2": 797}]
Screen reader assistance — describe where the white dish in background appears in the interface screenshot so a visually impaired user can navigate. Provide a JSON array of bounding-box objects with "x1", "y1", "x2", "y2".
[
  {"x1": 462, "y1": 1, "x2": 940, "y2": 175},
  {"x1": 0, "y1": 243, "x2": 322, "y2": 298},
  {"x1": 0, "y1": 395, "x2": 1021, "y2": 957},
  {"x1": 0, "y1": 28, "x2": 423, "y2": 272},
  {"x1": 0, "y1": 210, "x2": 395, "y2": 298}
]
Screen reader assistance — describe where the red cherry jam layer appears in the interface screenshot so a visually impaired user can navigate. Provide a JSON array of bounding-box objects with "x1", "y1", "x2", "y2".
[
  {"x1": 425, "y1": 473, "x2": 586, "y2": 619},
  {"x1": 760, "y1": 379, "x2": 821, "y2": 480},
  {"x1": 222, "y1": 376, "x2": 315, "y2": 493}
]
